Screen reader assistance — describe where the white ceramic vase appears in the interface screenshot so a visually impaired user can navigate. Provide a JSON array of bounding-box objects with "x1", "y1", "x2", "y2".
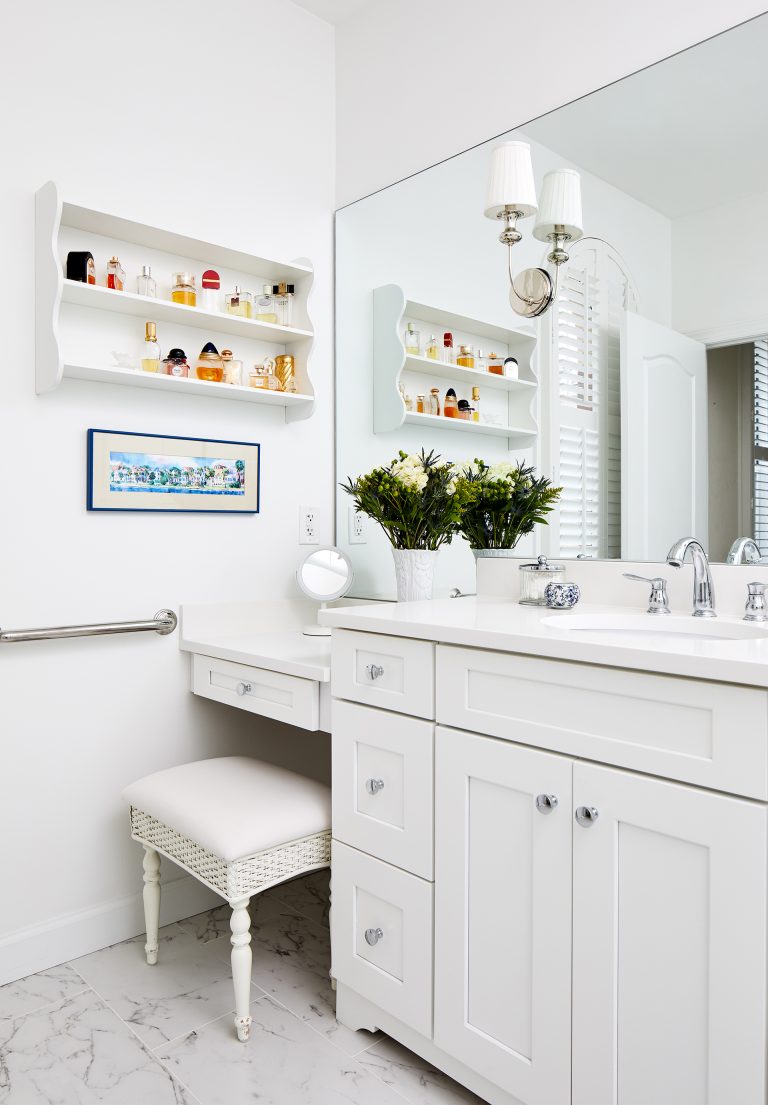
[{"x1": 391, "y1": 548, "x2": 438, "y2": 602}]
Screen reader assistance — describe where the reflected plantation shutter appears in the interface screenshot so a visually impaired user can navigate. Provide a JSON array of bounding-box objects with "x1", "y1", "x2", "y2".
[{"x1": 754, "y1": 338, "x2": 768, "y2": 550}]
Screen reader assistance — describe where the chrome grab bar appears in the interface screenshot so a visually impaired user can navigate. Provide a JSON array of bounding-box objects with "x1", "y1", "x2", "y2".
[{"x1": 0, "y1": 609, "x2": 177, "y2": 643}]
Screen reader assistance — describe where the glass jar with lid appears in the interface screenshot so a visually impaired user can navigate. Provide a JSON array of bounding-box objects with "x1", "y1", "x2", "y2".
[{"x1": 518, "y1": 556, "x2": 565, "y2": 605}]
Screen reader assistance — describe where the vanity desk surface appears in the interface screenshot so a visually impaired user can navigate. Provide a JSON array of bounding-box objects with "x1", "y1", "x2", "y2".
[
  {"x1": 180, "y1": 628, "x2": 330, "y2": 682},
  {"x1": 319, "y1": 596, "x2": 768, "y2": 688}
]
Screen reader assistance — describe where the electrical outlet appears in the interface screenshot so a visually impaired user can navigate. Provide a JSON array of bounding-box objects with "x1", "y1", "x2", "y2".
[
  {"x1": 348, "y1": 505, "x2": 366, "y2": 544},
  {"x1": 299, "y1": 505, "x2": 319, "y2": 545}
]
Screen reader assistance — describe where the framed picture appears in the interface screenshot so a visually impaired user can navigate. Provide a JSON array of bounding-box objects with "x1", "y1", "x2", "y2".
[{"x1": 87, "y1": 429, "x2": 260, "y2": 513}]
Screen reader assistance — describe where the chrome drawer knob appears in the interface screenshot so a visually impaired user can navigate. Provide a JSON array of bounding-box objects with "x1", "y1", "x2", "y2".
[
  {"x1": 365, "y1": 664, "x2": 384, "y2": 681},
  {"x1": 364, "y1": 927, "x2": 384, "y2": 946},
  {"x1": 236, "y1": 681, "x2": 252, "y2": 697},
  {"x1": 575, "y1": 805, "x2": 599, "y2": 827},
  {"x1": 535, "y1": 793, "x2": 558, "y2": 814},
  {"x1": 366, "y1": 778, "x2": 385, "y2": 795}
]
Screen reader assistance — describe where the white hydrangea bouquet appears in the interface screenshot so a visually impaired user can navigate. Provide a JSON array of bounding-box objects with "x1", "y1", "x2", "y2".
[
  {"x1": 341, "y1": 450, "x2": 472, "y2": 600},
  {"x1": 453, "y1": 458, "x2": 561, "y2": 553}
]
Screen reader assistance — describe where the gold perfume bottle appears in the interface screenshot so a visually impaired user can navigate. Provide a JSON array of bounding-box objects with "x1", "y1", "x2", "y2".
[
  {"x1": 195, "y1": 342, "x2": 224, "y2": 382},
  {"x1": 274, "y1": 353, "x2": 296, "y2": 393},
  {"x1": 171, "y1": 272, "x2": 196, "y2": 306},
  {"x1": 141, "y1": 321, "x2": 161, "y2": 373}
]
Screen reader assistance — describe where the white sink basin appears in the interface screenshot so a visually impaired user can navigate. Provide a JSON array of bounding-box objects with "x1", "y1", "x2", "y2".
[{"x1": 541, "y1": 613, "x2": 768, "y2": 643}]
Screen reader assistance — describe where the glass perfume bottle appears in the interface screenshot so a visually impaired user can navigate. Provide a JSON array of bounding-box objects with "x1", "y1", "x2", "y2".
[
  {"x1": 404, "y1": 323, "x2": 421, "y2": 356},
  {"x1": 162, "y1": 348, "x2": 190, "y2": 377},
  {"x1": 221, "y1": 349, "x2": 242, "y2": 385},
  {"x1": 429, "y1": 387, "x2": 441, "y2": 416},
  {"x1": 255, "y1": 285, "x2": 277, "y2": 322},
  {"x1": 425, "y1": 335, "x2": 439, "y2": 360},
  {"x1": 443, "y1": 332, "x2": 454, "y2": 363},
  {"x1": 226, "y1": 286, "x2": 253, "y2": 318},
  {"x1": 457, "y1": 399, "x2": 471, "y2": 421},
  {"x1": 504, "y1": 356, "x2": 519, "y2": 379},
  {"x1": 200, "y1": 270, "x2": 221, "y2": 312},
  {"x1": 475, "y1": 348, "x2": 487, "y2": 373},
  {"x1": 272, "y1": 283, "x2": 295, "y2": 327},
  {"x1": 195, "y1": 342, "x2": 224, "y2": 382},
  {"x1": 444, "y1": 388, "x2": 458, "y2": 417},
  {"x1": 171, "y1": 272, "x2": 196, "y2": 306},
  {"x1": 137, "y1": 265, "x2": 156, "y2": 297},
  {"x1": 456, "y1": 345, "x2": 474, "y2": 368},
  {"x1": 487, "y1": 352, "x2": 504, "y2": 375},
  {"x1": 106, "y1": 256, "x2": 125, "y2": 291},
  {"x1": 471, "y1": 385, "x2": 480, "y2": 422},
  {"x1": 416, "y1": 394, "x2": 426, "y2": 414},
  {"x1": 141, "y1": 321, "x2": 161, "y2": 372}
]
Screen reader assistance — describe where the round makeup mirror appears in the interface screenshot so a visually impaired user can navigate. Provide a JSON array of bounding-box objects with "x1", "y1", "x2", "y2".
[{"x1": 296, "y1": 546, "x2": 354, "y2": 635}]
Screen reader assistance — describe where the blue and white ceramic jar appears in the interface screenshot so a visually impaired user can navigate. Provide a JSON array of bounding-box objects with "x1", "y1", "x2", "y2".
[{"x1": 544, "y1": 581, "x2": 581, "y2": 609}]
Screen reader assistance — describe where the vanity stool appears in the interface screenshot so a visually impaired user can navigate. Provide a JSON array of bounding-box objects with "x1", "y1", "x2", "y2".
[{"x1": 122, "y1": 756, "x2": 331, "y2": 1041}]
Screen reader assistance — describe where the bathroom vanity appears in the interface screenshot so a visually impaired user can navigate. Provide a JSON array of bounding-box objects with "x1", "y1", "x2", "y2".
[{"x1": 321, "y1": 598, "x2": 768, "y2": 1105}]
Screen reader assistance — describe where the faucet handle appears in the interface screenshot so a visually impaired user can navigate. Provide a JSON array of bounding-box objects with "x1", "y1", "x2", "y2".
[
  {"x1": 623, "y1": 573, "x2": 671, "y2": 615},
  {"x1": 745, "y1": 582, "x2": 768, "y2": 623}
]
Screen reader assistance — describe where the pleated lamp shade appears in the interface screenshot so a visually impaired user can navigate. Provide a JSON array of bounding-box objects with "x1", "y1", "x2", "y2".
[
  {"x1": 484, "y1": 141, "x2": 538, "y2": 220},
  {"x1": 533, "y1": 169, "x2": 584, "y2": 242}
]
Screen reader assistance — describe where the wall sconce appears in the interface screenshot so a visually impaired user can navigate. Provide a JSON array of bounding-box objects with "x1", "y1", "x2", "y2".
[{"x1": 485, "y1": 142, "x2": 583, "y2": 318}]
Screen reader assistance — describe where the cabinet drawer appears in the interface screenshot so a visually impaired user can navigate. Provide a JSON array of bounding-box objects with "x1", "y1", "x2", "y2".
[
  {"x1": 332, "y1": 700, "x2": 434, "y2": 879},
  {"x1": 331, "y1": 841, "x2": 433, "y2": 1036},
  {"x1": 192, "y1": 653, "x2": 319, "y2": 731},
  {"x1": 437, "y1": 645, "x2": 768, "y2": 799},
  {"x1": 331, "y1": 629, "x2": 435, "y2": 719}
]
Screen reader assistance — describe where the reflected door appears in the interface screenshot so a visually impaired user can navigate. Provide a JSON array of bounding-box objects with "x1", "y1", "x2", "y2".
[{"x1": 621, "y1": 314, "x2": 707, "y2": 560}]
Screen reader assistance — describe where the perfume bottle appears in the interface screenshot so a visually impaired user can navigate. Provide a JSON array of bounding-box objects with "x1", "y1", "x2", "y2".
[
  {"x1": 471, "y1": 386, "x2": 480, "y2": 422},
  {"x1": 66, "y1": 251, "x2": 95, "y2": 284},
  {"x1": 475, "y1": 348, "x2": 486, "y2": 373},
  {"x1": 404, "y1": 323, "x2": 421, "y2": 356},
  {"x1": 221, "y1": 349, "x2": 242, "y2": 385},
  {"x1": 106, "y1": 256, "x2": 125, "y2": 291},
  {"x1": 444, "y1": 388, "x2": 458, "y2": 417},
  {"x1": 399, "y1": 383, "x2": 414, "y2": 411},
  {"x1": 272, "y1": 283, "x2": 295, "y2": 327},
  {"x1": 456, "y1": 345, "x2": 474, "y2": 368},
  {"x1": 200, "y1": 270, "x2": 221, "y2": 312},
  {"x1": 162, "y1": 348, "x2": 190, "y2": 377},
  {"x1": 457, "y1": 399, "x2": 471, "y2": 421},
  {"x1": 443, "y1": 332, "x2": 454, "y2": 363},
  {"x1": 171, "y1": 272, "x2": 196, "y2": 306},
  {"x1": 274, "y1": 354, "x2": 296, "y2": 393},
  {"x1": 195, "y1": 342, "x2": 224, "y2": 382},
  {"x1": 425, "y1": 335, "x2": 439, "y2": 360},
  {"x1": 504, "y1": 356, "x2": 519, "y2": 379},
  {"x1": 226, "y1": 285, "x2": 253, "y2": 318},
  {"x1": 136, "y1": 266, "x2": 157, "y2": 297},
  {"x1": 429, "y1": 387, "x2": 441, "y2": 416},
  {"x1": 255, "y1": 285, "x2": 277, "y2": 322},
  {"x1": 487, "y1": 352, "x2": 504, "y2": 375},
  {"x1": 416, "y1": 394, "x2": 426, "y2": 414},
  {"x1": 250, "y1": 360, "x2": 281, "y2": 390},
  {"x1": 141, "y1": 321, "x2": 161, "y2": 373}
]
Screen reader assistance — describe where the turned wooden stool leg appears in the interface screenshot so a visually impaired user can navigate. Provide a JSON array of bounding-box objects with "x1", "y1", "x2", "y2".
[
  {"x1": 142, "y1": 846, "x2": 161, "y2": 965},
  {"x1": 230, "y1": 897, "x2": 252, "y2": 1041}
]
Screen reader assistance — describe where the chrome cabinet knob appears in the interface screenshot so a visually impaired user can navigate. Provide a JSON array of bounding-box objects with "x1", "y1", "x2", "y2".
[
  {"x1": 365, "y1": 778, "x2": 385, "y2": 795},
  {"x1": 236, "y1": 681, "x2": 252, "y2": 697},
  {"x1": 365, "y1": 664, "x2": 384, "y2": 681},
  {"x1": 575, "y1": 805, "x2": 599, "y2": 827},
  {"x1": 535, "y1": 793, "x2": 558, "y2": 814},
  {"x1": 364, "y1": 927, "x2": 384, "y2": 946}
]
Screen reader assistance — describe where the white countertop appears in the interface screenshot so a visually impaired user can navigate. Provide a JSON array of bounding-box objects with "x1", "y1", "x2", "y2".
[
  {"x1": 319, "y1": 597, "x2": 768, "y2": 688},
  {"x1": 180, "y1": 630, "x2": 331, "y2": 681}
]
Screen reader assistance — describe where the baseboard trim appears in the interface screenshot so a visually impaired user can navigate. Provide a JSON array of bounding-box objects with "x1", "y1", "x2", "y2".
[{"x1": 0, "y1": 875, "x2": 222, "y2": 986}]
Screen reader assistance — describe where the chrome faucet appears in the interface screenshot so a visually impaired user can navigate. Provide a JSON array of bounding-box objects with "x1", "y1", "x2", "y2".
[
  {"x1": 666, "y1": 537, "x2": 716, "y2": 618},
  {"x1": 726, "y1": 537, "x2": 762, "y2": 565}
]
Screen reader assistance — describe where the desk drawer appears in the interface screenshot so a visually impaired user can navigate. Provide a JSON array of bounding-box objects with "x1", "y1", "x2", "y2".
[
  {"x1": 436, "y1": 645, "x2": 768, "y2": 799},
  {"x1": 331, "y1": 841, "x2": 433, "y2": 1036},
  {"x1": 192, "y1": 653, "x2": 319, "y2": 731},
  {"x1": 332, "y1": 700, "x2": 434, "y2": 878},
  {"x1": 331, "y1": 629, "x2": 434, "y2": 718}
]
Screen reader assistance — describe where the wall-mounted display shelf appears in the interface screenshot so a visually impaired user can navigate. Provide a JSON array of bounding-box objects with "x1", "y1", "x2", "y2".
[
  {"x1": 373, "y1": 285, "x2": 538, "y2": 447},
  {"x1": 35, "y1": 181, "x2": 316, "y2": 421}
]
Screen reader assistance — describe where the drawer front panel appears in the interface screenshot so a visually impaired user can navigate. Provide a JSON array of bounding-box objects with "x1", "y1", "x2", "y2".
[
  {"x1": 332, "y1": 630, "x2": 435, "y2": 718},
  {"x1": 332, "y1": 700, "x2": 434, "y2": 878},
  {"x1": 331, "y1": 841, "x2": 433, "y2": 1036},
  {"x1": 436, "y1": 645, "x2": 768, "y2": 799},
  {"x1": 192, "y1": 653, "x2": 319, "y2": 730}
]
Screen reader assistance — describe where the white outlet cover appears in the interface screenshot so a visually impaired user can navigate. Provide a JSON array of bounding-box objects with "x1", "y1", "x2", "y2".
[
  {"x1": 348, "y1": 505, "x2": 366, "y2": 544},
  {"x1": 299, "y1": 504, "x2": 319, "y2": 545}
]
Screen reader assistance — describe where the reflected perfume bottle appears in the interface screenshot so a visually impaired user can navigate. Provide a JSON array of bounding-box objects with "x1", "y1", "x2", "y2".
[{"x1": 404, "y1": 323, "x2": 421, "y2": 355}]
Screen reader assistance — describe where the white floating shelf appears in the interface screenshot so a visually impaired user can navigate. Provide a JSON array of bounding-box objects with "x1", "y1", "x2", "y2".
[
  {"x1": 62, "y1": 363, "x2": 313, "y2": 406},
  {"x1": 404, "y1": 412, "x2": 536, "y2": 445},
  {"x1": 62, "y1": 280, "x2": 313, "y2": 343},
  {"x1": 403, "y1": 353, "x2": 536, "y2": 392}
]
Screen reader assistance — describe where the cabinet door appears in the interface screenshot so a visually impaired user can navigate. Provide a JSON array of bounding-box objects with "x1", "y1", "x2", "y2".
[
  {"x1": 434, "y1": 726, "x2": 572, "y2": 1105},
  {"x1": 573, "y1": 762, "x2": 767, "y2": 1105}
]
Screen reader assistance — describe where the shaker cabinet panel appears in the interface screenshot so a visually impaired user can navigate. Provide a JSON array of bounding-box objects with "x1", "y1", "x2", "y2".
[
  {"x1": 331, "y1": 629, "x2": 435, "y2": 719},
  {"x1": 572, "y1": 762, "x2": 768, "y2": 1105},
  {"x1": 434, "y1": 727, "x2": 572, "y2": 1105}
]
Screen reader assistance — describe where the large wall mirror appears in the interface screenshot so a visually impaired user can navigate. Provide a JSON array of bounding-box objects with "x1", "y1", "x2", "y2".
[{"x1": 335, "y1": 15, "x2": 768, "y2": 598}]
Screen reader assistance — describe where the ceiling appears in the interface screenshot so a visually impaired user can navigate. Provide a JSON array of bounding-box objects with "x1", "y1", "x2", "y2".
[
  {"x1": 520, "y1": 14, "x2": 768, "y2": 219},
  {"x1": 291, "y1": 0, "x2": 375, "y2": 24}
]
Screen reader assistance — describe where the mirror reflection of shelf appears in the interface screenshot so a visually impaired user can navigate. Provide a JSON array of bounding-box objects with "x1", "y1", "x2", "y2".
[{"x1": 404, "y1": 411, "x2": 536, "y2": 445}]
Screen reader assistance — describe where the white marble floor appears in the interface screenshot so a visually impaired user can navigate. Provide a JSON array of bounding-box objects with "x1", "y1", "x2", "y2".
[{"x1": 0, "y1": 871, "x2": 484, "y2": 1105}]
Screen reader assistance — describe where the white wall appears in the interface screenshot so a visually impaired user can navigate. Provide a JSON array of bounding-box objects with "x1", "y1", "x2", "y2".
[
  {"x1": 335, "y1": 129, "x2": 671, "y2": 598},
  {"x1": 335, "y1": 0, "x2": 767, "y2": 206},
  {"x1": 0, "y1": 0, "x2": 335, "y2": 983}
]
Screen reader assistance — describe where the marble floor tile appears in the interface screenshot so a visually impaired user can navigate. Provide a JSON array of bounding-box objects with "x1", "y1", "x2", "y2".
[
  {"x1": 71, "y1": 924, "x2": 241, "y2": 1051},
  {"x1": 356, "y1": 1036, "x2": 487, "y2": 1105},
  {"x1": 0, "y1": 964, "x2": 88, "y2": 1021},
  {"x1": 271, "y1": 868, "x2": 331, "y2": 928},
  {"x1": 0, "y1": 989, "x2": 200, "y2": 1104},
  {"x1": 156, "y1": 994, "x2": 404, "y2": 1105}
]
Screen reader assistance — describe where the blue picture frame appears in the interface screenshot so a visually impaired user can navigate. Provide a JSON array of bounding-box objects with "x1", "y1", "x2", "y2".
[{"x1": 87, "y1": 429, "x2": 261, "y2": 513}]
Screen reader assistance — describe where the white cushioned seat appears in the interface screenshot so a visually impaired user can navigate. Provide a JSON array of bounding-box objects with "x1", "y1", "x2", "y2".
[{"x1": 122, "y1": 756, "x2": 331, "y2": 862}]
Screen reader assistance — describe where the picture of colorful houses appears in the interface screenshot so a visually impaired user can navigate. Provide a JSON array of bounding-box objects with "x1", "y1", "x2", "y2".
[{"x1": 109, "y1": 451, "x2": 246, "y2": 495}]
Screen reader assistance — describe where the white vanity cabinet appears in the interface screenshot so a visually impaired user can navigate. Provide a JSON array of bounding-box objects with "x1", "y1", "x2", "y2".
[{"x1": 329, "y1": 627, "x2": 768, "y2": 1105}]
